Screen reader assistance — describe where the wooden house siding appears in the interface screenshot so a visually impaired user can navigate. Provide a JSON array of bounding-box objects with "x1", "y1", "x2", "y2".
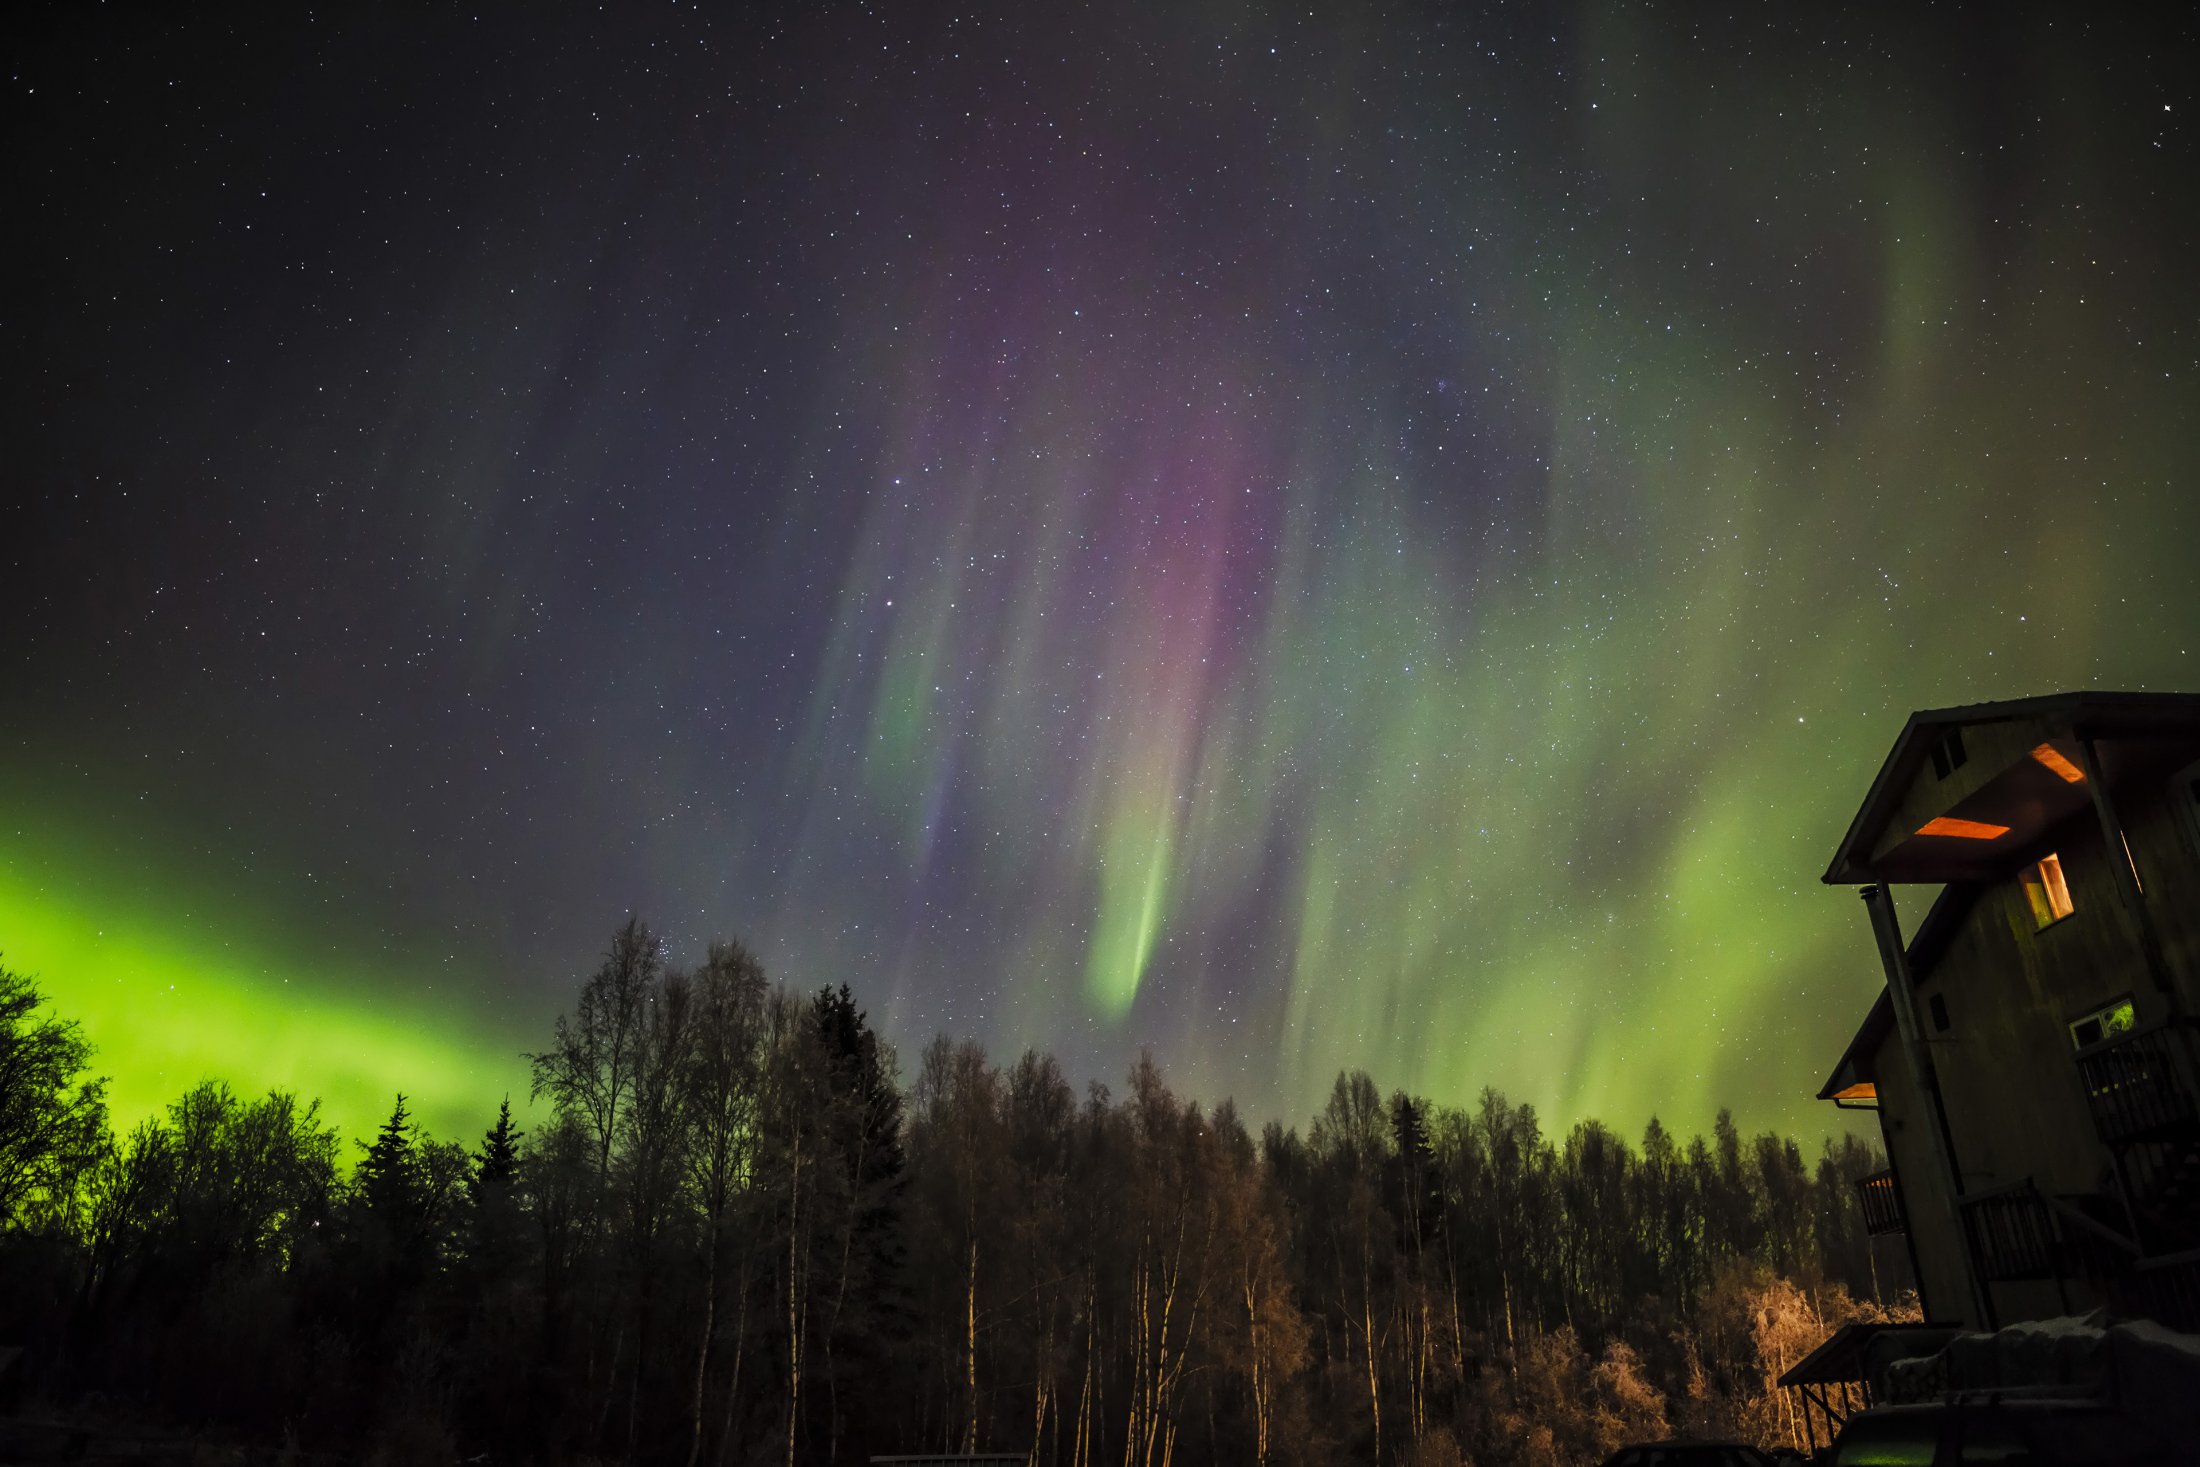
[{"x1": 1823, "y1": 693, "x2": 2200, "y2": 1333}]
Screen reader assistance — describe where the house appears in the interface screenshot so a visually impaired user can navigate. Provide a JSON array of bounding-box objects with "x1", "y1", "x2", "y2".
[{"x1": 1814, "y1": 691, "x2": 2200, "y2": 1333}]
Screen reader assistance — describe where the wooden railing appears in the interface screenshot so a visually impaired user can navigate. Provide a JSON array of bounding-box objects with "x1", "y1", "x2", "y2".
[
  {"x1": 1855, "y1": 1168, "x2": 1904, "y2": 1236},
  {"x1": 2133, "y1": 1248, "x2": 2200, "y2": 1333},
  {"x1": 1957, "y1": 1181, "x2": 2134, "y2": 1281},
  {"x1": 2075, "y1": 1018, "x2": 2200, "y2": 1148},
  {"x1": 1961, "y1": 1180, "x2": 2060, "y2": 1282}
]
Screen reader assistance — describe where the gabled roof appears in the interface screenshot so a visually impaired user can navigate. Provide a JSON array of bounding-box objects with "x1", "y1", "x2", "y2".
[
  {"x1": 1817, "y1": 986, "x2": 1894, "y2": 1102},
  {"x1": 1817, "y1": 884, "x2": 1975, "y2": 1102},
  {"x1": 1822, "y1": 691, "x2": 2200, "y2": 885}
]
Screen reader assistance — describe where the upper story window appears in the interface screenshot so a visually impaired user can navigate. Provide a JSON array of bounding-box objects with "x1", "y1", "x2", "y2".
[
  {"x1": 2022, "y1": 852, "x2": 2075, "y2": 929},
  {"x1": 1930, "y1": 727, "x2": 1969, "y2": 780}
]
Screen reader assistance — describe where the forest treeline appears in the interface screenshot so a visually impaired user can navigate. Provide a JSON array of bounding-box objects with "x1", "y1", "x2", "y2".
[{"x1": 0, "y1": 926, "x2": 1910, "y2": 1466}]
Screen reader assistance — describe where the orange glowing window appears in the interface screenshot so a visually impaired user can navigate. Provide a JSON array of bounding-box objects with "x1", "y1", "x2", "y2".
[
  {"x1": 2022, "y1": 853, "x2": 2075, "y2": 929},
  {"x1": 2031, "y1": 743, "x2": 2086, "y2": 784},
  {"x1": 1830, "y1": 1081, "x2": 1878, "y2": 1105},
  {"x1": 1916, "y1": 816, "x2": 2010, "y2": 840}
]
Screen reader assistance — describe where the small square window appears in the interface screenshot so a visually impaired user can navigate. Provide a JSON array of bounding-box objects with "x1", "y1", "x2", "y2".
[
  {"x1": 2021, "y1": 853, "x2": 2075, "y2": 929},
  {"x1": 2068, "y1": 996, "x2": 2135, "y2": 1050},
  {"x1": 1929, "y1": 993, "x2": 1951, "y2": 1032},
  {"x1": 1930, "y1": 727, "x2": 1969, "y2": 780}
]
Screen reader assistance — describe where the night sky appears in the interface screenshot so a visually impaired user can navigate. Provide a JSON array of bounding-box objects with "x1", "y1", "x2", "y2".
[{"x1": 7, "y1": 4, "x2": 2197, "y2": 1145}]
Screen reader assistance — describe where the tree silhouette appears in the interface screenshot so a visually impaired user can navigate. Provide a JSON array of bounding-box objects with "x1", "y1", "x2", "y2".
[
  {"x1": 464, "y1": 1096, "x2": 527, "y2": 1280},
  {"x1": 0, "y1": 923, "x2": 1912, "y2": 1466},
  {"x1": 0, "y1": 962, "x2": 108, "y2": 1230}
]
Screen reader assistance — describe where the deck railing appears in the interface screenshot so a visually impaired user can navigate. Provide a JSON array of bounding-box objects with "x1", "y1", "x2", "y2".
[
  {"x1": 2075, "y1": 1018, "x2": 2200, "y2": 1148},
  {"x1": 1855, "y1": 1168, "x2": 1904, "y2": 1236},
  {"x1": 1960, "y1": 1180, "x2": 2060, "y2": 1282},
  {"x1": 1958, "y1": 1180, "x2": 2136, "y2": 1279},
  {"x1": 2132, "y1": 1248, "x2": 2200, "y2": 1333}
]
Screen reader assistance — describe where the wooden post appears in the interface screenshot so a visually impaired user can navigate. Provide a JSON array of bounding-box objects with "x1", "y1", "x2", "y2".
[{"x1": 1862, "y1": 883, "x2": 1994, "y2": 1329}]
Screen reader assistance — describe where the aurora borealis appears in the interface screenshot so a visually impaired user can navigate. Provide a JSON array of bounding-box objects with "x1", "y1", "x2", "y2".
[{"x1": 7, "y1": 4, "x2": 2197, "y2": 1145}]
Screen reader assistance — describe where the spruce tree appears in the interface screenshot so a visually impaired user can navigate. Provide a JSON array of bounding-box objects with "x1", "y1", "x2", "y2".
[
  {"x1": 359, "y1": 1094, "x2": 422, "y2": 1218},
  {"x1": 462, "y1": 1096, "x2": 527, "y2": 1285},
  {"x1": 354, "y1": 1093, "x2": 430, "y2": 1282},
  {"x1": 473, "y1": 1097, "x2": 521, "y2": 1194}
]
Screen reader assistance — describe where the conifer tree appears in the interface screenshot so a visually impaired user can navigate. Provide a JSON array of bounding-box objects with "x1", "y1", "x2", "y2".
[
  {"x1": 360, "y1": 1094, "x2": 423, "y2": 1218},
  {"x1": 464, "y1": 1097, "x2": 527, "y2": 1282},
  {"x1": 354, "y1": 1093, "x2": 433, "y2": 1287}
]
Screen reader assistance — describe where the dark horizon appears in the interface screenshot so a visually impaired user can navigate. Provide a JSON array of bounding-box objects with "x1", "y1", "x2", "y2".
[{"x1": 0, "y1": 943, "x2": 1905, "y2": 1465}]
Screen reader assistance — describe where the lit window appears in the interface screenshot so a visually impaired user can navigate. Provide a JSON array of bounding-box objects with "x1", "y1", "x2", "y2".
[
  {"x1": 2068, "y1": 996, "x2": 2135, "y2": 1050},
  {"x1": 1916, "y1": 816, "x2": 2009, "y2": 840},
  {"x1": 2030, "y1": 743, "x2": 2085, "y2": 783},
  {"x1": 2021, "y1": 853, "x2": 2075, "y2": 929}
]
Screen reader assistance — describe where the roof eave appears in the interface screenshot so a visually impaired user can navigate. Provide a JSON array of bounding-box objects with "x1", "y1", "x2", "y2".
[
  {"x1": 1820, "y1": 690, "x2": 2200, "y2": 887},
  {"x1": 1815, "y1": 987, "x2": 1895, "y2": 1101}
]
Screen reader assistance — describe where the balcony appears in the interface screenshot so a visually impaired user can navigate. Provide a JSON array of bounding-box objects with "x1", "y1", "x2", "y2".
[
  {"x1": 1855, "y1": 1168, "x2": 1904, "y2": 1236},
  {"x1": 2075, "y1": 1017, "x2": 2200, "y2": 1148}
]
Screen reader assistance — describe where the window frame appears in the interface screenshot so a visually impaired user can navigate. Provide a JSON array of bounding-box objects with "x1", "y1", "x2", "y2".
[
  {"x1": 2020, "y1": 852, "x2": 2075, "y2": 930},
  {"x1": 1930, "y1": 726, "x2": 1969, "y2": 780},
  {"x1": 2067, "y1": 995, "x2": 2135, "y2": 1051}
]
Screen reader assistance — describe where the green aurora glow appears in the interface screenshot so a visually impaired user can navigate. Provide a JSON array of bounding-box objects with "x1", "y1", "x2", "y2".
[
  {"x1": 7, "y1": 4, "x2": 2197, "y2": 1148},
  {"x1": 0, "y1": 797, "x2": 531, "y2": 1143}
]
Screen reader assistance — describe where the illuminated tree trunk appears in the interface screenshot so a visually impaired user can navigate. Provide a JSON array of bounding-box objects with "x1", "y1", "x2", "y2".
[
  {"x1": 1500, "y1": 1264, "x2": 1517, "y2": 1363},
  {"x1": 1361, "y1": 1266, "x2": 1381, "y2": 1467},
  {"x1": 1413, "y1": 1288, "x2": 1431, "y2": 1442},
  {"x1": 1241, "y1": 1268, "x2": 1270, "y2": 1467},
  {"x1": 965, "y1": 1232, "x2": 980, "y2": 1454},
  {"x1": 1029, "y1": 1242, "x2": 1056, "y2": 1467},
  {"x1": 1073, "y1": 1274, "x2": 1097, "y2": 1467},
  {"x1": 785, "y1": 1113, "x2": 804, "y2": 1467},
  {"x1": 1125, "y1": 1194, "x2": 1209, "y2": 1467}
]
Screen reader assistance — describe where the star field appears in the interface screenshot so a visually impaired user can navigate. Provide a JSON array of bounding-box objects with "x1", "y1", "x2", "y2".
[{"x1": 5, "y1": 3, "x2": 2197, "y2": 1141}]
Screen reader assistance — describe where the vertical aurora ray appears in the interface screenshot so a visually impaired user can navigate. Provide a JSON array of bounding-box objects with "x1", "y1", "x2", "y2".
[
  {"x1": 767, "y1": 6, "x2": 2198, "y2": 1139},
  {"x1": 1084, "y1": 792, "x2": 1174, "y2": 1018},
  {"x1": 0, "y1": 799, "x2": 530, "y2": 1143},
  {"x1": 8, "y1": 2, "x2": 2197, "y2": 1147},
  {"x1": 1078, "y1": 460, "x2": 1240, "y2": 1015}
]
